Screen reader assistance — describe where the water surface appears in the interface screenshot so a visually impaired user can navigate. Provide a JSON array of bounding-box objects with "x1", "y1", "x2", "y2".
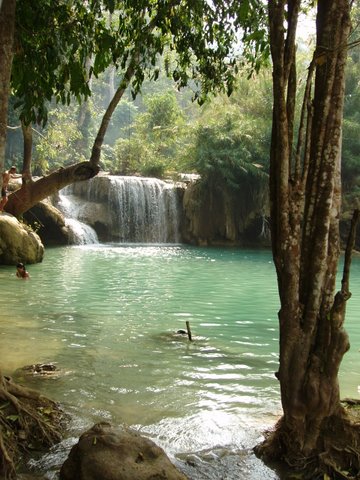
[{"x1": 0, "y1": 245, "x2": 359, "y2": 479}]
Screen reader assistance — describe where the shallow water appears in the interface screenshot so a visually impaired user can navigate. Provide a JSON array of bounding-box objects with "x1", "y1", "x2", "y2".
[{"x1": 1, "y1": 245, "x2": 359, "y2": 479}]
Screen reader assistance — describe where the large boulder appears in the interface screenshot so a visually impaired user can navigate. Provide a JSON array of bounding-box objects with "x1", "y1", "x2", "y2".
[
  {"x1": 23, "y1": 199, "x2": 71, "y2": 246},
  {"x1": 60, "y1": 422, "x2": 187, "y2": 480},
  {"x1": 0, "y1": 214, "x2": 44, "y2": 264}
]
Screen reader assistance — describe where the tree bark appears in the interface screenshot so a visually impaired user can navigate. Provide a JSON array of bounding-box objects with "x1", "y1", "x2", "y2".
[
  {"x1": 21, "y1": 121, "x2": 33, "y2": 182},
  {"x1": 5, "y1": 161, "x2": 99, "y2": 217},
  {"x1": 257, "y1": 0, "x2": 358, "y2": 473},
  {"x1": 0, "y1": 0, "x2": 16, "y2": 182}
]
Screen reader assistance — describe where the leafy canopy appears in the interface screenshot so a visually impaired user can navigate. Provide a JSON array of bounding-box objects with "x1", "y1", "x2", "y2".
[{"x1": 11, "y1": 0, "x2": 269, "y2": 126}]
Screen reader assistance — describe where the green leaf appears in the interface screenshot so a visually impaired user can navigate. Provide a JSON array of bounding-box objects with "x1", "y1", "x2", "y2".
[{"x1": 6, "y1": 415, "x2": 19, "y2": 422}]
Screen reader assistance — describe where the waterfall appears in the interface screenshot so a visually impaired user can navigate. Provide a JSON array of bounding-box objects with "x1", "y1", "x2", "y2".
[
  {"x1": 65, "y1": 218, "x2": 99, "y2": 245},
  {"x1": 57, "y1": 194, "x2": 99, "y2": 245},
  {"x1": 108, "y1": 176, "x2": 180, "y2": 243},
  {"x1": 60, "y1": 175, "x2": 181, "y2": 243}
]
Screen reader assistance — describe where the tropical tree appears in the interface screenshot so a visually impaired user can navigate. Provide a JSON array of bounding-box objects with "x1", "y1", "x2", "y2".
[
  {"x1": 1, "y1": 0, "x2": 112, "y2": 212},
  {"x1": 3, "y1": 0, "x2": 260, "y2": 217},
  {"x1": 193, "y1": 108, "x2": 267, "y2": 177},
  {"x1": 191, "y1": 75, "x2": 272, "y2": 175},
  {"x1": 254, "y1": 1, "x2": 360, "y2": 478}
]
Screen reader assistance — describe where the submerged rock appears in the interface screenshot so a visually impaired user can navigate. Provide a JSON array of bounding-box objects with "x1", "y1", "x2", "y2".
[
  {"x1": 20, "y1": 363, "x2": 58, "y2": 376},
  {"x1": 60, "y1": 422, "x2": 188, "y2": 480}
]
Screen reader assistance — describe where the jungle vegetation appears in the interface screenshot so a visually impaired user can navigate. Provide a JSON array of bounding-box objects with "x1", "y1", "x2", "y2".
[{"x1": 5, "y1": 46, "x2": 360, "y2": 217}]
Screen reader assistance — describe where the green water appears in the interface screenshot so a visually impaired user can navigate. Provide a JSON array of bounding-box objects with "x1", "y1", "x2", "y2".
[{"x1": 0, "y1": 245, "x2": 359, "y2": 479}]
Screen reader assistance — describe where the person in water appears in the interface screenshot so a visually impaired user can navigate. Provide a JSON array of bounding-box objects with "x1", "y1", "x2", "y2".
[{"x1": 16, "y1": 263, "x2": 30, "y2": 279}]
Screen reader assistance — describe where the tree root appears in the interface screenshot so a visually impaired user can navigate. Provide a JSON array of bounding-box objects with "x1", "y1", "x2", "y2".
[
  {"x1": 0, "y1": 375, "x2": 65, "y2": 480},
  {"x1": 254, "y1": 409, "x2": 360, "y2": 479}
]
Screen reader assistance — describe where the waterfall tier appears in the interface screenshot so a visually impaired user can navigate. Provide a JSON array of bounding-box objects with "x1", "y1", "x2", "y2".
[{"x1": 59, "y1": 175, "x2": 182, "y2": 243}]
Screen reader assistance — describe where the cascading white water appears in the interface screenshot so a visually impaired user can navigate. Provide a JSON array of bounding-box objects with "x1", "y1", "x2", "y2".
[
  {"x1": 60, "y1": 175, "x2": 181, "y2": 243},
  {"x1": 56, "y1": 194, "x2": 99, "y2": 245},
  {"x1": 108, "y1": 176, "x2": 180, "y2": 242}
]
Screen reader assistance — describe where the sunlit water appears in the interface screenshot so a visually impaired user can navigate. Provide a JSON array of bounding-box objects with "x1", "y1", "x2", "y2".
[{"x1": 0, "y1": 245, "x2": 359, "y2": 479}]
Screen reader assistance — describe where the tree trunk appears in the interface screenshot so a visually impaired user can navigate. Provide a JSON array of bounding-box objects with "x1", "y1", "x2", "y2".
[
  {"x1": 0, "y1": 0, "x2": 16, "y2": 181},
  {"x1": 5, "y1": 161, "x2": 99, "y2": 217},
  {"x1": 89, "y1": 60, "x2": 135, "y2": 168},
  {"x1": 21, "y1": 121, "x2": 33, "y2": 183},
  {"x1": 3, "y1": 56, "x2": 137, "y2": 217},
  {"x1": 256, "y1": 0, "x2": 360, "y2": 476}
]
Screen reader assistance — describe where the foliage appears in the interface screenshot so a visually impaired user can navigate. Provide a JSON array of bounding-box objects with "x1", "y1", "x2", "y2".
[
  {"x1": 11, "y1": 0, "x2": 270, "y2": 128},
  {"x1": 192, "y1": 114, "x2": 268, "y2": 187},
  {"x1": 141, "y1": 92, "x2": 185, "y2": 131},
  {"x1": 114, "y1": 136, "x2": 151, "y2": 175},
  {"x1": 113, "y1": 68, "x2": 274, "y2": 181},
  {"x1": 114, "y1": 90, "x2": 187, "y2": 177},
  {"x1": 342, "y1": 42, "x2": 360, "y2": 197},
  {"x1": 12, "y1": 0, "x2": 111, "y2": 125},
  {"x1": 187, "y1": 73, "x2": 272, "y2": 188},
  {"x1": 7, "y1": 0, "x2": 360, "y2": 214},
  {"x1": 140, "y1": 158, "x2": 166, "y2": 178},
  {"x1": 33, "y1": 107, "x2": 86, "y2": 175}
]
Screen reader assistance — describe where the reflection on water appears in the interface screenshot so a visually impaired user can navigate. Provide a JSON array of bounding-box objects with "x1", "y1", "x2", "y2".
[{"x1": 1, "y1": 245, "x2": 359, "y2": 479}]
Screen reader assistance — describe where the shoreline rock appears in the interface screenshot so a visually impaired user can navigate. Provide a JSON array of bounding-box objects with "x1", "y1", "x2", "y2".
[
  {"x1": 0, "y1": 213, "x2": 44, "y2": 264},
  {"x1": 60, "y1": 422, "x2": 188, "y2": 480}
]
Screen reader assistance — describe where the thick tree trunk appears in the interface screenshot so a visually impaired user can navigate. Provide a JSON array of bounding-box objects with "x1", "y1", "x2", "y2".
[
  {"x1": 0, "y1": 0, "x2": 16, "y2": 180},
  {"x1": 256, "y1": 0, "x2": 359, "y2": 475},
  {"x1": 278, "y1": 0, "x2": 351, "y2": 453},
  {"x1": 4, "y1": 161, "x2": 99, "y2": 217}
]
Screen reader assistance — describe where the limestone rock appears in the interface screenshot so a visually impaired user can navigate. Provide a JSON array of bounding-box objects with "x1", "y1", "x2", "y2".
[
  {"x1": 0, "y1": 214, "x2": 44, "y2": 264},
  {"x1": 60, "y1": 422, "x2": 188, "y2": 480},
  {"x1": 182, "y1": 179, "x2": 270, "y2": 247},
  {"x1": 23, "y1": 199, "x2": 71, "y2": 246}
]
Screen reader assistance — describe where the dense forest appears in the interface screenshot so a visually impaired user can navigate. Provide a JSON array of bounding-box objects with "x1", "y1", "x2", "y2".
[{"x1": 5, "y1": 46, "x2": 360, "y2": 216}]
